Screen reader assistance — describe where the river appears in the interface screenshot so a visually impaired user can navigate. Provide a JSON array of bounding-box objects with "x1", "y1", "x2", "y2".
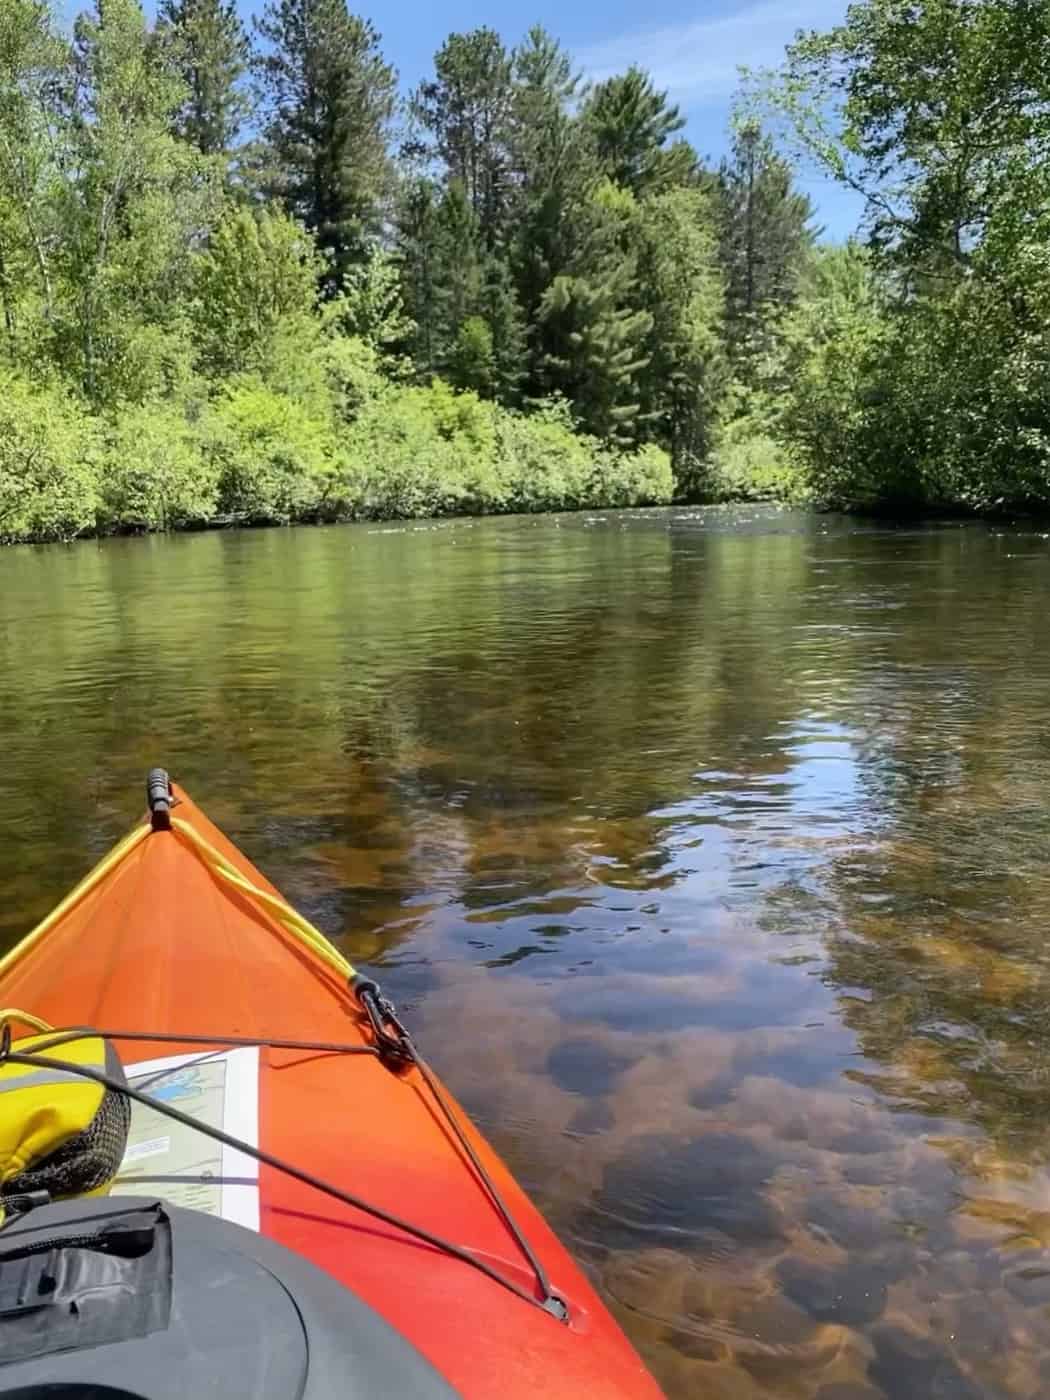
[{"x1": 3, "y1": 505, "x2": 1050, "y2": 1398}]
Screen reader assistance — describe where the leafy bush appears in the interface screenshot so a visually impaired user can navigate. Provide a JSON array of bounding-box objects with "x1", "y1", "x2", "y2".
[
  {"x1": 709, "y1": 432, "x2": 801, "y2": 502},
  {"x1": 333, "y1": 382, "x2": 503, "y2": 518},
  {"x1": 771, "y1": 241, "x2": 1050, "y2": 513},
  {"x1": 190, "y1": 207, "x2": 322, "y2": 382},
  {"x1": 0, "y1": 375, "x2": 100, "y2": 543},
  {"x1": 201, "y1": 378, "x2": 338, "y2": 522},
  {"x1": 330, "y1": 384, "x2": 673, "y2": 520},
  {"x1": 0, "y1": 353, "x2": 672, "y2": 543},
  {"x1": 317, "y1": 334, "x2": 388, "y2": 420},
  {"x1": 594, "y1": 442, "x2": 675, "y2": 506},
  {"x1": 97, "y1": 400, "x2": 218, "y2": 531},
  {"x1": 497, "y1": 397, "x2": 673, "y2": 510},
  {"x1": 494, "y1": 396, "x2": 601, "y2": 509}
]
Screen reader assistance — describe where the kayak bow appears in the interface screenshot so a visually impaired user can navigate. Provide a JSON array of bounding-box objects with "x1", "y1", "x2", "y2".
[{"x1": 0, "y1": 773, "x2": 662, "y2": 1399}]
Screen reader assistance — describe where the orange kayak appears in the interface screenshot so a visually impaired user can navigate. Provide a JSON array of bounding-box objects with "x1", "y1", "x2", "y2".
[{"x1": 0, "y1": 774, "x2": 662, "y2": 1398}]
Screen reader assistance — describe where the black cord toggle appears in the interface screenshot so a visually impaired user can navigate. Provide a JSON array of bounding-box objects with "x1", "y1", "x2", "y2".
[
  {"x1": 350, "y1": 976, "x2": 415, "y2": 1067},
  {"x1": 146, "y1": 768, "x2": 173, "y2": 832}
]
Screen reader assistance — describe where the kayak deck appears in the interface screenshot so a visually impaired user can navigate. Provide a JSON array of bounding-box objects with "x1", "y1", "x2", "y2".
[{"x1": 0, "y1": 785, "x2": 662, "y2": 1398}]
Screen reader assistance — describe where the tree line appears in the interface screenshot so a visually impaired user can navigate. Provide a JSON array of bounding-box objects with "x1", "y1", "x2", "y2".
[
  {"x1": 0, "y1": 0, "x2": 816, "y2": 540},
  {"x1": 5, "y1": 0, "x2": 1046, "y2": 542}
]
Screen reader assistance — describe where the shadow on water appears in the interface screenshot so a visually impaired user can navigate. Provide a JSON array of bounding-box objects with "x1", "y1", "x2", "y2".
[{"x1": 5, "y1": 507, "x2": 1050, "y2": 1395}]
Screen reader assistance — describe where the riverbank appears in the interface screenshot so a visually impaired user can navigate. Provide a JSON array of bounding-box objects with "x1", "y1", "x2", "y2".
[
  {"x1": 10, "y1": 361, "x2": 1050, "y2": 549},
  {"x1": 0, "y1": 368, "x2": 676, "y2": 546}
]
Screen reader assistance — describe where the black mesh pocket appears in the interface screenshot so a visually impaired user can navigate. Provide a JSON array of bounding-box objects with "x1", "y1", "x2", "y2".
[{"x1": 3, "y1": 1042, "x2": 130, "y2": 1200}]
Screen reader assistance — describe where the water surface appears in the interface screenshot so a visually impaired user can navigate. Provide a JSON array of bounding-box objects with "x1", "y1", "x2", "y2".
[{"x1": 4, "y1": 507, "x2": 1050, "y2": 1398}]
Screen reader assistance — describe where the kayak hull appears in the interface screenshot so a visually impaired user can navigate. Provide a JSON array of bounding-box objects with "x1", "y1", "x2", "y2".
[{"x1": 0, "y1": 787, "x2": 662, "y2": 1399}]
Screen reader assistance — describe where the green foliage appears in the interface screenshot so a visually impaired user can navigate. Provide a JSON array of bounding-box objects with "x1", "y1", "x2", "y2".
[
  {"x1": 775, "y1": 245, "x2": 894, "y2": 505},
  {"x1": 30, "y1": 0, "x2": 1050, "y2": 538},
  {"x1": 190, "y1": 205, "x2": 321, "y2": 379},
  {"x1": 394, "y1": 177, "x2": 442, "y2": 374},
  {"x1": 476, "y1": 256, "x2": 526, "y2": 404},
  {"x1": 709, "y1": 432, "x2": 799, "y2": 503},
  {"x1": 776, "y1": 0, "x2": 1050, "y2": 270},
  {"x1": 634, "y1": 186, "x2": 727, "y2": 488},
  {"x1": 534, "y1": 182, "x2": 653, "y2": 445},
  {"x1": 0, "y1": 374, "x2": 98, "y2": 542},
  {"x1": 0, "y1": 0, "x2": 65, "y2": 358},
  {"x1": 97, "y1": 401, "x2": 218, "y2": 530},
  {"x1": 757, "y1": 0, "x2": 1050, "y2": 513},
  {"x1": 57, "y1": 0, "x2": 221, "y2": 406},
  {"x1": 337, "y1": 381, "x2": 673, "y2": 519},
  {"x1": 448, "y1": 316, "x2": 496, "y2": 396},
  {"x1": 202, "y1": 377, "x2": 337, "y2": 521},
  {"x1": 717, "y1": 121, "x2": 816, "y2": 367},
  {"x1": 336, "y1": 244, "x2": 414, "y2": 373},
  {"x1": 410, "y1": 29, "x2": 514, "y2": 251},
  {"x1": 399, "y1": 24, "x2": 721, "y2": 466},
  {"x1": 314, "y1": 331, "x2": 387, "y2": 419},
  {"x1": 339, "y1": 382, "x2": 500, "y2": 518}
]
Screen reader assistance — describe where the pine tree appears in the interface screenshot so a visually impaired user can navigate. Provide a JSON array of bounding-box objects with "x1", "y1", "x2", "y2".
[
  {"x1": 717, "y1": 121, "x2": 816, "y2": 359},
  {"x1": 395, "y1": 176, "x2": 441, "y2": 375},
  {"x1": 158, "y1": 0, "x2": 250, "y2": 163},
  {"x1": 255, "y1": 0, "x2": 396, "y2": 292},
  {"x1": 395, "y1": 173, "x2": 525, "y2": 399},
  {"x1": 411, "y1": 28, "x2": 514, "y2": 253},
  {"x1": 430, "y1": 180, "x2": 484, "y2": 375},
  {"x1": 506, "y1": 39, "x2": 599, "y2": 374},
  {"x1": 582, "y1": 67, "x2": 685, "y2": 196},
  {"x1": 538, "y1": 268, "x2": 652, "y2": 443},
  {"x1": 478, "y1": 254, "x2": 526, "y2": 403},
  {"x1": 396, "y1": 176, "x2": 485, "y2": 383},
  {"x1": 535, "y1": 183, "x2": 652, "y2": 443},
  {"x1": 509, "y1": 25, "x2": 579, "y2": 182}
]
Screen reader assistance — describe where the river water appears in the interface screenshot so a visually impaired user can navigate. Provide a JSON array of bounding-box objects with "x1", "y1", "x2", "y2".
[{"x1": 4, "y1": 506, "x2": 1050, "y2": 1397}]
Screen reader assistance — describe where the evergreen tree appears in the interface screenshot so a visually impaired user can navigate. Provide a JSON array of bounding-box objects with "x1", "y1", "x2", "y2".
[
  {"x1": 509, "y1": 25, "x2": 579, "y2": 184},
  {"x1": 158, "y1": 0, "x2": 250, "y2": 163},
  {"x1": 478, "y1": 254, "x2": 526, "y2": 403},
  {"x1": 535, "y1": 183, "x2": 652, "y2": 443},
  {"x1": 717, "y1": 120, "x2": 816, "y2": 357},
  {"x1": 582, "y1": 67, "x2": 685, "y2": 196},
  {"x1": 647, "y1": 138, "x2": 703, "y2": 192},
  {"x1": 255, "y1": 0, "x2": 396, "y2": 291},
  {"x1": 395, "y1": 171, "x2": 525, "y2": 399},
  {"x1": 506, "y1": 41, "x2": 599, "y2": 385},
  {"x1": 395, "y1": 176, "x2": 441, "y2": 375},
  {"x1": 430, "y1": 180, "x2": 484, "y2": 376},
  {"x1": 411, "y1": 28, "x2": 514, "y2": 253}
]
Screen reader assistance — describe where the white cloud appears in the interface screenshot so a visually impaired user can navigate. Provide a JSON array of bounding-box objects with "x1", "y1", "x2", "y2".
[{"x1": 579, "y1": 0, "x2": 846, "y2": 104}]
